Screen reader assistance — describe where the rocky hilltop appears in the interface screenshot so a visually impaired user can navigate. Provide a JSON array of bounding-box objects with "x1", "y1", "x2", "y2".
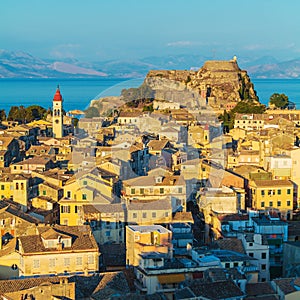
[{"x1": 145, "y1": 58, "x2": 258, "y2": 109}]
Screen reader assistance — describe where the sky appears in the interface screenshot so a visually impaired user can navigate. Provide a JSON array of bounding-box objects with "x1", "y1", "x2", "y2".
[{"x1": 1, "y1": 0, "x2": 300, "y2": 62}]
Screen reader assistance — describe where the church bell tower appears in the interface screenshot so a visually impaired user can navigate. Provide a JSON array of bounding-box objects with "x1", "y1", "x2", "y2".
[{"x1": 52, "y1": 85, "x2": 63, "y2": 138}]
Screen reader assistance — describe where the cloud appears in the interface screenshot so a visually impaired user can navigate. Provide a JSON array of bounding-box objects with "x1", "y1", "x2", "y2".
[
  {"x1": 166, "y1": 40, "x2": 197, "y2": 47},
  {"x1": 242, "y1": 44, "x2": 267, "y2": 51}
]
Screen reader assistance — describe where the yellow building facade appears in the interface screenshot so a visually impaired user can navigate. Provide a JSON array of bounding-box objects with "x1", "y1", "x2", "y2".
[{"x1": 250, "y1": 180, "x2": 294, "y2": 219}]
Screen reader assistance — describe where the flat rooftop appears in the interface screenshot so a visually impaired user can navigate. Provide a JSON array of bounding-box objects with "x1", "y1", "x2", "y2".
[{"x1": 128, "y1": 225, "x2": 170, "y2": 234}]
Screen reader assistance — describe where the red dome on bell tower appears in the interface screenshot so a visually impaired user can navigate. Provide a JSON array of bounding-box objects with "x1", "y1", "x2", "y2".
[{"x1": 53, "y1": 85, "x2": 63, "y2": 101}]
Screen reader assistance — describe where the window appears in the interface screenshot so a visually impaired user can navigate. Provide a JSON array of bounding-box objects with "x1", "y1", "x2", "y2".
[
  {"x1": 287, "y1": 189, "x2": 291, "y2": 195},
  {"x1": 1, "y1": 185, "x2": 4, "y2": 190},
  {"x1": 249, "y1": 243, "x2": 253, "y2": 247},
  {"x1": 178, "y1": 187, "x2": 183, "y2": 193},
  {"x1": 88, "y1": 255, "x2": 94, "y2": 265},
  {"x1": 287, "y1": 201, "x2": 291, "y2": 206},
  {"x1": 262, "y1": 253, "x2": 267, "y2": 259},
  {"x1": 165, "y1": 212, "x2": 169, "y2": 217},
  {"x1": 64, "y1": 258, "x2": 70, "y2": 266},
  {"x1": 16, "y1": 183, "x2": 19, "y2": 190},
  {"x1": 67, "y1": 191, "x2": 71, "y2": 198},
  {"x1": 233, "y1": 262, "x2": 239, "y2": 267},
  {"x1": 33, "y1": 259, "x2": 40, "y2": 268},
  {"x1": 131, "y1": 188, "x2": 135, "y2": 195},
  {"x1": 140, "y1": 188, "x2": 144, "y2": 194},
  {"x1": 277, "y1": 201, "x2": 281, "y2": 207},
  {"x1": 248, "y1": 252, "x2": 254, "y2": 257},
  {"x1": 133, "y1": 213, "x2": 137, "y2": 218},
  {"x1": 20, "y1": 183, "x2": 24, "y2": 190},
  {"x1": 225, "y1": 263, "x2": 230, "y2": 268},
  {"x1": 152, "y1": 212, "x2": 156, "y2": 218},
  {"x1": 76, "y1": 257, "x2": 82, "y2": 265},
  {"x1": 278, "y1": 189, "x2": 281, "y2": 195},
  {"x1": 82, "y1": 194, "x2": 87, "y2": 200},
  {"x1": 261, "y1": 264, "x2": 266, "y2": 270},
  {"x1": 159, "y1": 188, "x2": 164, "y2": 194},
  {"x1": 105, "y1": 231, "x2": 110, "y2": 237},
  {"x1": 83, "y1": 180, "x2": 87, "y2": 185},
  {"x1": 43, "y1": 190, "x2": 46, "y2": 196},
  {"x1": 75, "y1": 206, "x2": 78, "y2": 213},
  {"x1": 61, "y1": 205, "x2": 70, "y2": 213},
  {"x1": 49, "y1": 258, "x2": 56, "y2": 268},
  {"x1": 261, "y1": 190, "x2": 265, "y2": 196},
  {"x1": 261, "y1": 202, "x2": 265, "y2": 208},
  {"x1": 269, "y1": 201, "x2": 273, "y2": 207},
  {"x1": 142, "y1": 212, "x2": 147, "y2": 218}
]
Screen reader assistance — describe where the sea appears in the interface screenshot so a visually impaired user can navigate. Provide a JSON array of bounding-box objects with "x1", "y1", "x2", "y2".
[{"x1": 0, "y1": 78, "x2": 300, "y2": 114}]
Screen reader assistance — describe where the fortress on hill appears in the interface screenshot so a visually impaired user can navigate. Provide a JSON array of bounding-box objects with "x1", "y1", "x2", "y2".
[{"x1": 145, "y1": 57, "x2": 258, "y2": 110}]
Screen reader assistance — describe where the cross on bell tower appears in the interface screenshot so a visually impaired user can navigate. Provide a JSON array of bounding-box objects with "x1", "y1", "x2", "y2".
[{"x1": 52, "y1": 85, "x2": 63, "y2": 138}]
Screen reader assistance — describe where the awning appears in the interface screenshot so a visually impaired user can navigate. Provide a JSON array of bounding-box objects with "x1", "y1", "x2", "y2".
[{"x1": 157, "y1": 274, "x2": 185, "y2": 284}]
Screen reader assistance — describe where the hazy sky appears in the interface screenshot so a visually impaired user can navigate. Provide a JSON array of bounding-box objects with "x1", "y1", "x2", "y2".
[{"x1": 1, "y1": 0, "x2": 300, "y2": 61}]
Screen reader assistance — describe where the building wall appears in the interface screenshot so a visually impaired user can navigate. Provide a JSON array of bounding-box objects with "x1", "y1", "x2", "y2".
[
  {"x1": 240, "y1": 234, "x2": 270, "y2": 281},
  {"x1": 283, "y1": 243, "x2": 300, "y2": 277},
  {"x1": 250, "y1": 182, "x2": 293, "y2": 216},
  {"x1": 126, "y1": 226, "x2": 172, "y2": 266},
  {"x1": 0, "y1": 251, "x2": 19, "y2": 279},
  {"x1": 19, "y1": 250, "x2": 99, "y2": 277}
]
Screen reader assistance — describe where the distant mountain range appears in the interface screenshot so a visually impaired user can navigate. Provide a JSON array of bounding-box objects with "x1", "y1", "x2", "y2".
[{"x1": 1, "y1": 49, "x2": 300, "y2": 79}]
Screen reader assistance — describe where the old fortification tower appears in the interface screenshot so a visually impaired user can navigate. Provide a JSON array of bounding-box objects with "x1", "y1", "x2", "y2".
[{"x1": 52, "y1": 85, "x2": 63, "y2": 138}]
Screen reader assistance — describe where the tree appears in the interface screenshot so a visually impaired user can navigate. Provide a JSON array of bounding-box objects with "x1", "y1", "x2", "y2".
[
  {"x1": 218, "y1": 101, "x2": 266, "y2": 130},
  {"x1": 8, "y1": 106, "x2": 26, "y2": 123},
  {"x1": 269, "y1": 93, "x2": 289, "y2": 109},
  {"x1": 142, "y1": 104, "x2": 154, "y2": 112},
  {"x1": 84, "y1": 106, "x2": 100, "y2": 118},
  {"x1": 7, "y1": 105, "x2": 47, "y2": 123},
  {"x1": 25, "y1": 105, "x2": 47, "y2": 122},
  {"x1": 218, "y1": 110, "x2": 231, "y2": 133}
]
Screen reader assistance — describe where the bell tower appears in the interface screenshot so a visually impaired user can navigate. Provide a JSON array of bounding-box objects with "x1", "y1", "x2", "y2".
[{"x1": 52, "y1": 85, "x2": 63, "y2": 138}]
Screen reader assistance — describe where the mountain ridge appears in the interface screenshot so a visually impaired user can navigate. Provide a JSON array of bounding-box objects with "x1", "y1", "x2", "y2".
[{"x1": 1, "y1": 49, "x2": 300, "y2": 79}]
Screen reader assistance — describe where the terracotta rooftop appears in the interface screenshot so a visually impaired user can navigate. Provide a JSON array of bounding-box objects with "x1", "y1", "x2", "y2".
[
  {"x1": 91, "y1": 271, "x2": 130, "y2": 299},
  {"x1": 19, "y1": 225, "x2": 98, "y2": 254},
  {"x1": 251, "y1": 179, "x2": 293, "y2": 187},
  {"x1": 246, "y1": 282, "x2": 276, "y2": 297},
  {"x1": 273, "y1": 277, "x2": 300, "y2": 295},
  {"x1": 214, "y1": 238, "x2": 245, "y2": 254},
  {"x1": 185, "y1": 279, "x2": 244, "y2": 299},
  {"x1": 147, "y1": 139, "x2": 170, "y2": 151},
  {"x1": 53, "y1": 87, "x2": 63, "y2": 101},
  {"x1": 0, "y1": 276, "x2": 67, "y2": 294},
  {"x1": 217, "y1": 213, "x2": 249, "y2": 222},
  {"x1": 127, "y1": 198, "x2": 171, "y2": 211},
  {"x1": 118, "y1": 111, "x2": 142, "y2": 118}
]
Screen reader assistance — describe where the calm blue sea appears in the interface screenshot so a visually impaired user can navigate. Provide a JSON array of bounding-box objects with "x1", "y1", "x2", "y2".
[
  {"x1": 0, "y1": 78, "x2": 299, "y2": 113},
  {"x1": 252, "y1": 79, "x2": 300, "y2": 108},
  {"x1": 0, "y1": 78, "x2": 143, "y2": 114}
]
